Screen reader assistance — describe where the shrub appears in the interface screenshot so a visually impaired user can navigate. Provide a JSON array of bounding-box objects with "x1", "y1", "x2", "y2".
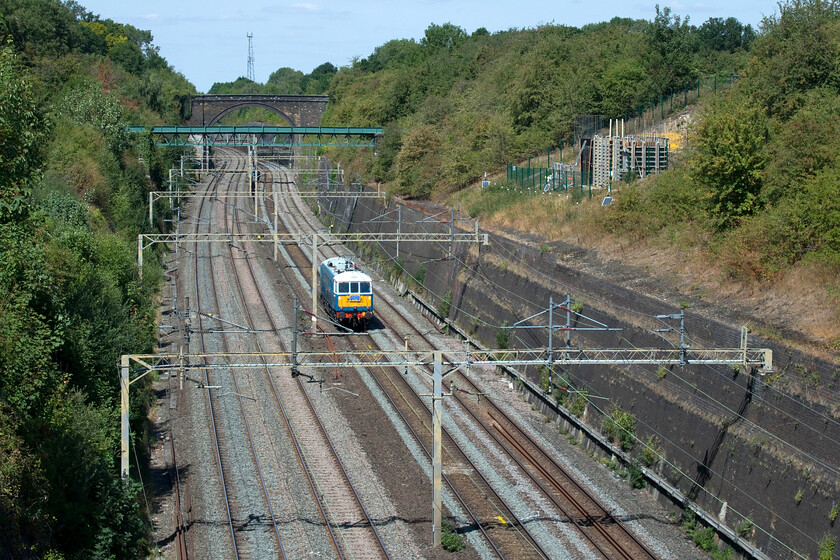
[
  {"x1": 641, "y1": 435, "x2": 661, "y2": 467},
  {"x1": 602, "y1": 403, "x2": 637, "y2": 450},
  {"x1": 628, "y1": 459, "x2": 646, "y2": 489},
  {"x1": 437, "y1": 289, "x2": 452, "y2": 318},
  {"x1": 441, "y1": 521, "x2": 465, "y2": 552},
  {"x1": 495, "y1": 324, "x2": 510, "y2": 349},
  {"x1": 736, "y1": 514, "x2": 754, "y2": 538},
  {"x1": 820, "y1": 535, "x2": 836, "y2": 560}
]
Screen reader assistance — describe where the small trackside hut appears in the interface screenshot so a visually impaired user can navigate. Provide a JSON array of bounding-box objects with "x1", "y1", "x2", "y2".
[{"x1": 319, "y1": 256, "x2": 373, "y2": 329}]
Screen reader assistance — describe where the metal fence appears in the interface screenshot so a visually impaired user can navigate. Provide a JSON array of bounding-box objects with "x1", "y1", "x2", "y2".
[
  {"x1": 576, "y1": 72, "x2": 738, "y2": 143},
  {"x1": 502, "y1": 163, "x2": 593, "y2": 198}
]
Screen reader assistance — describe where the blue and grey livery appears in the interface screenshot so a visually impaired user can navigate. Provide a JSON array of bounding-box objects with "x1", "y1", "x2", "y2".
[{"x1": 319, "y1": 257, "x2": 373, "y2": 328}]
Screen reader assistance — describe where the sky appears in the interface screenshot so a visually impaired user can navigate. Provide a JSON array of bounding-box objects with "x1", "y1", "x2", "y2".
[{"x1": 78, "y1": 0, "x2": 779, "y2": 93}]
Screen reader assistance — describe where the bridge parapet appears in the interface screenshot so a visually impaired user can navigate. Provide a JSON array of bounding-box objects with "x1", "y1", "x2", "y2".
[{"x1": 187, "y1": 94, "x2": 328, "y2": 126}]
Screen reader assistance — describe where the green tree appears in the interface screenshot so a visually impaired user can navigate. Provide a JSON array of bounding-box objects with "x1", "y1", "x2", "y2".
[
  {"x1": 266, "y1": 66, "x2": 304, "y2": 94},
  {"x1": 302, "y1": 61, "x2": 337, "y2": 94},
  {"x1": 691, "y1": 97, "x2": 768, "y2": 229},
  {"x1": 645, "y1": 5, "x2": 698, "y2": 92},
  {"x1": 746, "y1": 0, "x2": 840, "y2": 118},
  {"x1": 699, "y1": 17, "x2": 755, "y2": 53},
  {"x1": 108, "y1": 39, "x2": 144, "y2": 73},
  {"x1": 0, "y1": 43, "x2": 45, "y2": 221},
  {"x1": 421, "y1": 22, "x2": 467, "y2": 51}
]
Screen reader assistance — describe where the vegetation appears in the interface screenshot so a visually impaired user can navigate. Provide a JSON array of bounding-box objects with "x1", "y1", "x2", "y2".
[
  {"x1": 441, "y1": 521, "x2": 466, "y2": 552},
  {"x1": 437, "y1": 289, "x2": 453, "y2": 318},
  {"x1": 819, "y1": 534, "x2": 836, "y2": 560},
  {"x1": 0, "y1": 1, "x2": 190, "y2": 557},
  {"x1": 322, "y1": 14, "x2": 754, "y2": 198},
  {"x1": 495, "y1": 325, "x2": 510, "y2": 349},
  {"x1": 602, "y1": 403, "x2": 637, "y2": 450},
  {"x1": 594, "y1": 0, "x2": 840, "y2": 297},
  {"x1": 682, "y1": 509, "x2": 735, "y2": 560},
  {"x1": 319, "y1": 0, "x2": 840, "y2": 347},
  {"x1": 628, "y1": 458, "x2": 646, "y2": 489},
  {"x1": 641, "y1": 435, "x2": 662, "y2": 467}
]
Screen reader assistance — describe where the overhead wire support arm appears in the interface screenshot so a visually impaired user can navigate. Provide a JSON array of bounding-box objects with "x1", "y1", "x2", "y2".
[{"x1": 655, "y1": 309, "x2": 689, "y2": 366}]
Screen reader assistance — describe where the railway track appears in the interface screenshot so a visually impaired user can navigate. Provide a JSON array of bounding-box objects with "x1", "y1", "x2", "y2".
[
  {"x1": 175, "y1": 148, "x2": 391, "y2": 559},
  {"x1": 166, "y1": 149, "x2": 666, "y2": 559},
  {"x1": 189, "y1": 154, "x2": 284, "y2": 559},
  {"x1": 259, "y1": 157, "x2": 664, "y2": 559},
  {"x1": 224, "y1": 158, "x2": 391, "y2": 560},
  {"x1": 258, "y1": 161, "x2": 553, "y2": 558}
]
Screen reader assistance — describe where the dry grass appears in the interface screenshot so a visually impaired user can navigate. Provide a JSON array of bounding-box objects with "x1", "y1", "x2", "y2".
[{"x1": 451, "y1": 185, "x2": 840, "y2": 356}]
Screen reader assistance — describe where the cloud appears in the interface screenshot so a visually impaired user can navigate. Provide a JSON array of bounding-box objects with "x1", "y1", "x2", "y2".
[{"x1": 290, "y1": 3, "x2": 321, "y2": 12}]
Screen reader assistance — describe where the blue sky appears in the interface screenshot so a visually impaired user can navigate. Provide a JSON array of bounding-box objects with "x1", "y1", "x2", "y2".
[{"x1": 78, "y1": 0, "x2": 778, "y2": 93}]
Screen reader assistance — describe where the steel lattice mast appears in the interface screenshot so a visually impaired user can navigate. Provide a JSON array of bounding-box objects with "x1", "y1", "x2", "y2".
[{"x1": 246, "y1": 32, "x2": 255, "y2": 81}]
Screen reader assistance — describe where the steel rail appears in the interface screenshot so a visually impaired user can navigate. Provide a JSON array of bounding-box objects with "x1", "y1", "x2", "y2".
[
  {"x1": 263, "y1": 161, "x2": 391, "y2": 558},
  {"x1": 214, "y1": 152, "x2": 287, "y2": 558},
  {"x1": 189, "y1": 160, "x2": 240, "y2": 559},
  {"x1": 451, "y1": 369, "x2": 658, "y2": 560},
  {"x1": 227, "y1": 158, "x2": 390, "y2": 559},
  {"x1": 489, "y1": 416, "x2": 651, "y2": 560},
  {"x1": 274, "y1": 166, "x2": 549, "y2": 559},
  {"x1": 287, "y1": 182, "x2": 647, "y2": 558},
  {"x1": 226, "y1": 158, "x2": 380, "y2": 558},
  {"x1": 169, "y1": 433, "x2": 189, "y2": 560}
]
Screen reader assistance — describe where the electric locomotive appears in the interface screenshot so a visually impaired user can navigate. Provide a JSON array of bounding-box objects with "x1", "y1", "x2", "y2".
[{"x1": 319, "y1": 257, "x2": 373, "y2": 328}]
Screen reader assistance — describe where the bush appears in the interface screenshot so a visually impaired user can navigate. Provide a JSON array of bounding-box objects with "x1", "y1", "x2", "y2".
[
  {"x1": 441, "y1": 521, "x2": 465, "y2": 552},
  {"x1": 437, "y1": 289, "x2": 452, "y2": 318},
  {"x1": 602, "y1": 403, "x2": 637, "y2": 450},
  {"x1": 495, "y1": 324, "x2": 510, "y2": 349},
  {"x1": 567, "y1": 387, "x2": 588, "y2": 417},
  {"x1": 628, "y1": 459, "x2": 646, "y2": 489},
  {"x1": 820, "y1": 535, "x2": 836, "y2": 560},
  {"x1": 641, "y1": 435, "x2": 661, "y2": 467}
]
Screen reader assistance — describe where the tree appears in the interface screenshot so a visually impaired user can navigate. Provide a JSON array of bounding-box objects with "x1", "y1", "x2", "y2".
[
  {"x1": 645, "y1": 5, "x2": 697, "y2": 92},
  {"x1": 421, "y1": 22, "x2": 467, "y2": 51},
  {"x1": 108, "y1": 39, "x2": 144, "y2": 74},
  {"x1": 746, "y1": 0, "x2": 840, "y2": 118},
  {"x1": 699, "y1": 17, "x2": 755, "y2": 53},
  {"x1": 691, "y1": 97, "x2": 768, "y2": 229},
  {"x1": 0, "y1": 43, "x2": 44, "y2": 222},
  {"x1": 302, "y1": 62, "x2": 337, "y2": 93},
  {"x1": 266, "y1": 66, "x2": 304, "y2": 94}
]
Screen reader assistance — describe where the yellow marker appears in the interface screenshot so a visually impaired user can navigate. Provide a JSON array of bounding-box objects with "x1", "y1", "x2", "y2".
[{"x1": 496, "y1": 516, "x2": 507, "y2": 525}]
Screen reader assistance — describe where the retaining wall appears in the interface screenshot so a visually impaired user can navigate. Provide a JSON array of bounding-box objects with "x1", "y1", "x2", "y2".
[{"x1": 322, "y1": 190, "x2": 840, "y2": 560}]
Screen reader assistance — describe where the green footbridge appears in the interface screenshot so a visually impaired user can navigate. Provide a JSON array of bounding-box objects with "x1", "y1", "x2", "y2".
[{"x1": 127, "y1": 126, "x2": 382, "y2": 147}]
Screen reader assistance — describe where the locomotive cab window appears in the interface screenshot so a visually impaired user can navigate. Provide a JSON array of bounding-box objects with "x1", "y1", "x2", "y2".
[
  {"x1": 360, "y1": 282, "x2": 371, "y2": 293},
  {"x1": 350, "y1": 282, "x2": 359, "y2": 293},
  {"x1": 338, "y1": 282, "x2": 350, "y2": 294}
]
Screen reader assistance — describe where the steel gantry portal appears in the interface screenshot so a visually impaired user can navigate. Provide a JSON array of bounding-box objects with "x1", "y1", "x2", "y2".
[{"x1": 120, "y1": 342, "x2": 773, "y2": 544}]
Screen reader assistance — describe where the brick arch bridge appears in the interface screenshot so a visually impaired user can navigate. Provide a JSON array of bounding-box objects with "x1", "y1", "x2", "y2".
[{"x1": 186, "y1": 94, "x2": 328, "y2": 126}]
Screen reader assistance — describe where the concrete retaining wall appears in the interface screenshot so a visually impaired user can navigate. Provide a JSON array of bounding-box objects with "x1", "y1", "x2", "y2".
[{"x1": 323, "y1": 190, "x2": 840, "y2": 560}]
